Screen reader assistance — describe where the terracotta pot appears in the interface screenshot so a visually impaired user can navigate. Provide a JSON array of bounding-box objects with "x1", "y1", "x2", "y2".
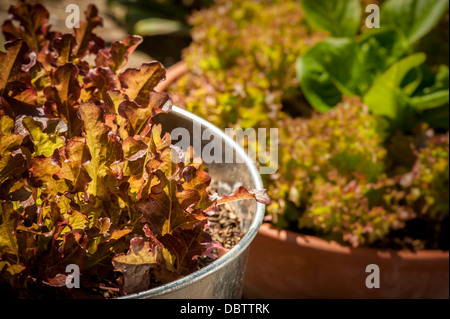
[
  {"x1": 156, "y1": 61, "x2": 188, "y2": 92},
  {"x1": 243, "y1": 223, "x2": 449, "y2": 299}
]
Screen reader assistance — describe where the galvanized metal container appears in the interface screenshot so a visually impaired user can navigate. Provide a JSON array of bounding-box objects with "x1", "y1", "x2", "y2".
[{"x1": 120, "y1": 107, "x2": 266, "y2": 299}]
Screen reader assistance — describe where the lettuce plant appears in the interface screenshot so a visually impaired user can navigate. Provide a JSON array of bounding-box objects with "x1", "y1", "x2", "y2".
[
  {"x1": 268, "y1": 98, "x2": 449, "y2": 248},
  {"x1": 267, "y1": 98, "x2": 390, "y2": 245},
  {"x1": 168, "y1": 0, "x2": 448, "y2": 249},
  {"x1": 0, "y1": 1, "x2": 269, "y2": 298},
  {"x1": 266, "y1": 0, "x2": 449, "y2": 247},
  {"x1": 297, "y1": 0, "x2": 450, "y2": 132},
  {"x1": 171, "y1": 0, "x2": 326, "y2": 129}
]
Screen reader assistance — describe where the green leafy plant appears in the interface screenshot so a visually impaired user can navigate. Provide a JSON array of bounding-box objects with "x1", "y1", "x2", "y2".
[
  {"x1": 0, "y1": 1, "x2": 269, "y2": 298},
  {"x1": 171, "y1": 0, "x2": 327, "y2": 129},
  {"x1": 300, "y1": 0, "x2": 362, "y2": 37},
  {"x1": 297, "y1": 0, "x2": 450, "y2": 132},
  {"x1": 268, "y1": 98, "x2": 449, "y2": 248},
  {"x1": 167, "y1": 0, "x2": 448, "y2": 249}
]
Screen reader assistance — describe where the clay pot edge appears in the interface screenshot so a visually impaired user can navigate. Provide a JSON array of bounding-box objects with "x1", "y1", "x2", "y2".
[{"x1": 257, "y1": 222, "x2": 449, "y2": 261}]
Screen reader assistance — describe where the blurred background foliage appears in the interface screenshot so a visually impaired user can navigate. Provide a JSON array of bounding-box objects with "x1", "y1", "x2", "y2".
[
  {"x1": 1, "y1": 0, "x2": 448, "y2": 249},
  {"x1": 100, "y1": 0, "x2": 449, "y2": 249},
  {"x1": 166, "y1": 0, "x2": 449, "y2": 249},
  {"x1": 107, "y1": 0, "x2": 213, "y2": 36},
  {"x1": 106, "y1": 0, "x2": 214, "y2": 66},
  {"x1": 171, "y1": 0, "x2": 327, "y2": 128}
]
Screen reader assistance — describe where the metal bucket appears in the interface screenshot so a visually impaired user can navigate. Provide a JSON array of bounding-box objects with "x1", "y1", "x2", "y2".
[{"x1": 120, "y1": 106, "x2": 266, "y2": 299}]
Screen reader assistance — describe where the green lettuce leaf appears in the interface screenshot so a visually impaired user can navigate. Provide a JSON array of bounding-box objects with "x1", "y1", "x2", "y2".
[
  {"x1": 300, "y1": 0, "x2": 361, "y2": 37},
  {"x1": 382, "y1": 0, "x2": 450, "y2": 46},
  {"x1": 22, "y1": 116, "x2": 65, "y2": 157},
  {"x1": 78, "y1": 102, "x2": 123, "y2": 200},
  {"x1": 364, "y1": 53, "x2": 426, "y2": 121}
]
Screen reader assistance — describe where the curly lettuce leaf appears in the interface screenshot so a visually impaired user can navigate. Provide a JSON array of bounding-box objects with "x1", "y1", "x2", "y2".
[{"x1": 78, "y1": 102, "x2": 123, "y2": 200}]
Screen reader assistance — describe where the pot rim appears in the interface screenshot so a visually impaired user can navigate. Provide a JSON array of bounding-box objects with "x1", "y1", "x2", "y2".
[
  {"x1": 258, "y1": 223, "x2": 449, "y2": 259},
  {"x1": 119, "y1": 106, "x2": 266, "y2": 299},
  {"x1": 156, "y1": 61, "x2": 188, "y2": 92}
]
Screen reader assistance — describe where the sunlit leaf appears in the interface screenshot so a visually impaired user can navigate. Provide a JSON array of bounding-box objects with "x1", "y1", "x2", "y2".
[
  {"x1": 78, "y1": 102, "x2": 123, "y2": 200},
  {"x1": 118, "y1": 62, "x2": 166, "y2": 106},
  {"x1": 112, "y1": 237, "x2": 158, "y2": 295},
  {"x1": 0, "y1": 201, "x2": 20, "y2": 256},
  {"x1": 73, "y1": 5, "x2": 105, "y2": 57},
  {"x1": 0, "y1": 40, "x2": 31, "y2": 95},
  {"x1": 22, "y1": 116, "x2": 65, "y2": 157}
]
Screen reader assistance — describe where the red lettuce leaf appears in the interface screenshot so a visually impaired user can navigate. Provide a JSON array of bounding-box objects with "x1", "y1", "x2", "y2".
[
  {"x1": 112, "y1": 237, "x2": 159, "y2": 295},
  {"x1": 0, "y1": 201, "x2": 21, "y2": 257},
  {"x1": 77, "y1": 102, "x2": 123, "y2": 200},
  {"x1": 1, "y1": 0, "x2": 51, "y2": 52},
  {"x1": 43, "y1": 63, "x2": 82, "y2": 138},
  {"x1": 118, "y1": 91, "x2": 172, "y2": 137},
  {"x1": 118, "y1": 61, "x2": 167, "y2": 107},
  {"x1": 207, "y1": 186, "x2": 271, "y2": 213},
  {"x1": 44, "y1": 231, "x2": 88, "y2": 286},
  {"x1": 52, "y1": 139, "x2": 91, "y2": 194},
  {"x1": 0, "y1": 115, "x2": 26, "y2": 185},
  {"x1": 50, "y1": 34, "x2": 77, "y2": 66},
  {"x1": 0, "y1": 40, "x2": 33, "y2": 96},
  {"x1": 73, "y1": 5, "x2": 105, "y2": 58},
  {"x1": 83, "y1": 67, "x2": 116, "y2": 101},
  {"x1": 95, "y1": 35, "x2": 143, "y2": 74},
  {"x1": 159, "y1": 221, "x2": 211, "y2": 276}
]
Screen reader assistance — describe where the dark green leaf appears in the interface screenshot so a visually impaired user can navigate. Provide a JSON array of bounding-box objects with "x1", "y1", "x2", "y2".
[
  {"x1": 382, "y1": 0, "x2": 450, "y2": 46},
  {"x1": 296, "y1": 38, "x2": 359, "y2": 112},
  {"x1": 300, "y1": 0, "x2": 361, "y2": 37}
]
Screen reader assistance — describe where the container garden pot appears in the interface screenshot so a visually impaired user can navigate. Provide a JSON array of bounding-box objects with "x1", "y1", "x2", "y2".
[
  {"x1": 119, "y1": 106, "x2": 266, "y2": 299},
  {"x1": 243, "y1": 223, "x2": 449, "y2": 299},
  {"x1": 159, "y1": 62, "x2": 449, "y2": 300},
  {"x1": 155, "y1": 61, "x2": 189, "y2": 93}
]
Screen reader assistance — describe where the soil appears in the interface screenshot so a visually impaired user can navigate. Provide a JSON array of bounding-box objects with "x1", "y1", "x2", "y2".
[
  {"x1": 198, "y1": 202, "x2": 246, "y2": 268},
  {"x1": 206, "y1": 202, "x2": 245, "y2": 250}
]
